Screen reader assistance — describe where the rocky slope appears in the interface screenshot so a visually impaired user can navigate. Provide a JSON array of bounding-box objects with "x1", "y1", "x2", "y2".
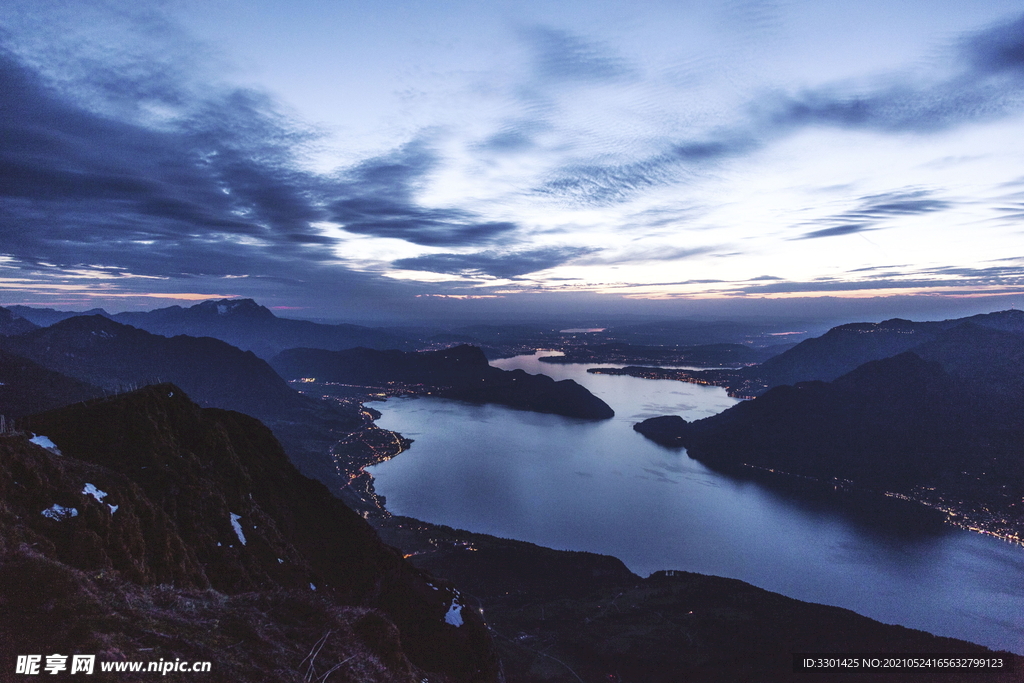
[{"x1": 2, "y1": 385, "x2": 497, "y2": 682}]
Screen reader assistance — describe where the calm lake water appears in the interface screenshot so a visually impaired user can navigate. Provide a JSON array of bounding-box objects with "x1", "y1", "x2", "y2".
[{"x1": 367, "y1": 352, "x2": 1024, "y2": 654}]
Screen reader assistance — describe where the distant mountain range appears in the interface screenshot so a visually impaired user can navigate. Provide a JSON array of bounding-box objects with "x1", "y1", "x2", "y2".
[
  {"x1": 6, "y1": 305, "x2": 109, "y2": 328},
  {"x1": 7, "y1": 301, "x2": 832, "y2": 360},
  {"x1": 271, "y1": 345, "x2": 615, "y2": 420},
  {"x1": 0, "y1": 307, "x2": 38, "y2": 337},
  {"x1": 688, "y1": 309, "x2": 1024, "y2": 396},
  {"x1": 10, "y1": 299, "x2": 413, "y2": 359},
  {"x1": 0, "y1": 314, "x2": 306, "y2": 420}
]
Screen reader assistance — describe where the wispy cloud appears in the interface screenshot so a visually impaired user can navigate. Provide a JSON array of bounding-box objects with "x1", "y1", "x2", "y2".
[
  {"x1": 537, "y1": 12, "x2": 1024, "y2": 206},
  {"x1": 393, "y1": 246, "x2": 595, "y2": 279},
  {"x1": 524, "y1": 27, "x2": 639, "y2": 85},
  {"x1": 793, "y1": 189, "x2": 953, "y2": 240},
  {"x1": 738, "y1": 262, "x2": 1024, "y2": 295},
  {"x1": 0, "y1": 30, "x2": 526, "y2": 311}
]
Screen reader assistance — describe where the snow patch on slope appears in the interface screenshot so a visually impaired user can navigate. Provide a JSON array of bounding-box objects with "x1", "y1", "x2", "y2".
[{"x1": 230, "y1": 512, "x2": 247, "y2": 545}]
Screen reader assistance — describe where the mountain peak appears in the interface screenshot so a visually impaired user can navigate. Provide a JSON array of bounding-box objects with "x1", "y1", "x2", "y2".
[
  {"x1": 42, "y1": 314, "x2": 133, "y2": 338},
  {"x1": 190, "y1": 298, "x2": 274, "y2": 319}
]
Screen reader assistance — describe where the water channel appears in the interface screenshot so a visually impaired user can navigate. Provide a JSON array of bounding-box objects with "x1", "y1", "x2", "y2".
[{"x1": 367, "y1": 352, "x2": 1024, "y2": 654}]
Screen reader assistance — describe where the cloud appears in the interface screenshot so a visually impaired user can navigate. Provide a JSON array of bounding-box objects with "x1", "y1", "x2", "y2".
[
  {"x1": 0, "y1": 27, "x2": 523, "y2": 318},
  {"x1": 538, "y1": 12, "x2": 1024, "y2": 206},
  {"x1": 793, "y1": 189, "x2": 952, "y2": 240},
  {"x1": 536, "y1": 133, "x2": 756, "y2": 205},
  {"x1": 0, "y1": 42, "x2": 345, "y2": 273},
  {"x1": 392, "y1": 246, "x2": 596, "y2": 279},
  {"x1": 327, "y1": 142, "x2": 519, "y2": 247},
  {"x1": 739, "y1": 262, "x2": 1024, "y2": 295},
  {"x1": 524, "y1": 27, "x2": 638, "y2": 84},
  {"x1": 575, "y1": 244, "x2": 720, "y2": 265},
  {"x1": 963, "y1": 14, "x2": 1024, "y2": 76},
  {"x1": 764, "y1": 15, "x2": 1024, "y2": 134},
  {"x1": 479, "y1": 128, "x2": 536, "y2": 153}
]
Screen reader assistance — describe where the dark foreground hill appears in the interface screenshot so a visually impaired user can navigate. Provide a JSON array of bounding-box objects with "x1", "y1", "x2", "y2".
[
  {"x1": 271, "y1": 345, "x2": 615, "y2": 419},
  {"x1": 0, "y1": 315, "x2": 417, "y2": 509},
  {"x1": 2, "y1": 385, "x2": 497, "y2": 682},
  {"x1": 374, "y1": 516, "x2": 1017, "y2": 683},
  {"x1": 0, "y1": 349, "x2": 103, "y2": 418}
]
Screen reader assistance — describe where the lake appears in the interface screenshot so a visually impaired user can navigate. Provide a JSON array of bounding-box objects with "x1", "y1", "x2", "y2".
[{"x1": 367, "y1": 352, "x2": 1024, "y2": 654}]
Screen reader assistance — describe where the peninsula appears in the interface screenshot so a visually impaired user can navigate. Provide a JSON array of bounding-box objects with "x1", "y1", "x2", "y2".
[{"x1": 271, "y1": 344, "x2": 615, "y2": 420}]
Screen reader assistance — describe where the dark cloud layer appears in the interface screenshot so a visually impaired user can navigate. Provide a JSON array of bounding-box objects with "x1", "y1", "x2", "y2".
[
  {"x1": 327, "y1": 143, "x2": 519, "y2": 247},
  {"x1": 393, "y1": 246, "x2": 595, "y2": 279},
  {"x1": 0, "y1": 44, "x2": 330, "y2": 275},
  {"x1": 0, "y1": 35, "x2": 520, "y2": 308},
  {"x1": 795, "y1": 189, "x2": 952, "y2": 240}
]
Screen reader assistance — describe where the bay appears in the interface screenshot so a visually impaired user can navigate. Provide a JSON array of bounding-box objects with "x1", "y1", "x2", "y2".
[{"x1": 367, "y1": 352, "x2": 1024, "y2": 654}]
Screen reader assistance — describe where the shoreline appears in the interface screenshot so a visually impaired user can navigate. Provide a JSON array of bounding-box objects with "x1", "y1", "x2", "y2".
[{"x1": 329, "y1": 395, "x2": 1024, "y2": 655}]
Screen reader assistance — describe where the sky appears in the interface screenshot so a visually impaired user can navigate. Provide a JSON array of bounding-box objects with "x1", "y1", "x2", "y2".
[{"x1": 1, "y1": 0, "x2": 1023, "y2": 323}]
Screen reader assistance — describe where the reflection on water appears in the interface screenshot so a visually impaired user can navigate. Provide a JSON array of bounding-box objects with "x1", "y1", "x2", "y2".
[{"x1": 367, "y1": 352, "x2": 1024, "y2": 654}]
